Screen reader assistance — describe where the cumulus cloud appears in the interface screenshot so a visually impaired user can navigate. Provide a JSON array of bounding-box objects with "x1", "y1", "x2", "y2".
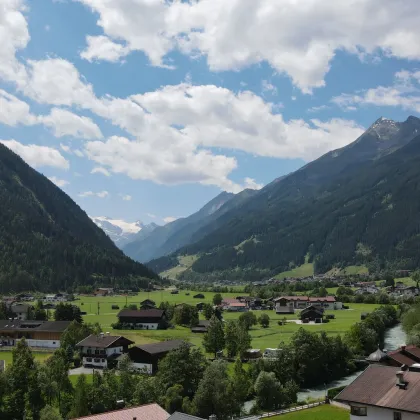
[
  {"x1": 261, "y1": 80, "x2": 277, "y2": 96},
  {"x1": 0, "y1": 139, "x2": 70, "y2": 169},
  {"x1": 79, "y1": 190, "x2": 109, "y2": 198},
  {"x1": 48, "y1": 176, "x2": 69, "y2": 187},
  {"x1": 78, "y1": 0, "x2": 420, "y2": 92},
  {"x1": 163, "y1": 216, "x2": 177, "y2": 224},
  {"x1": 0, "y1": 89, "x2": 36, "y2": 126},
  {"x1": 121, "y1": 194, "x2": 132, "y2": 201},
  {"x1": 147, "y1": 213, "x2": 157, "y2": 219},
  {"x1": 332, "y1": 70, "x2": 420, "y2": 113},
  {"x1": 38, "y1": 108, "x2": 103, "y2": 139},
  {"x1": 81, "y1": 35, "x2": 129, "y2": 62},
  {"x1": 91, "y1": 166, "x2": 111, "y2": 176}
]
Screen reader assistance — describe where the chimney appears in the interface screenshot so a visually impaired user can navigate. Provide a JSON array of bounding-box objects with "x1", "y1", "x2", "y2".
[
  {"x1": 401, "y1": 345, "x2": 406, "y2": 352},
  {"x1": 133, "y1": 418, "x2": 137, "y2": 420}
]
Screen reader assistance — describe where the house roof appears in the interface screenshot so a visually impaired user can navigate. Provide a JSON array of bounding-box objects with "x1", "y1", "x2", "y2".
[
  {"x1": 309, "y1": 296, "x2": 336, "y2": 302},
  {"x1": 300, "y1": 305, "x2": 324, "y2": 315},
  {"x1": 117, "y1": 309, "x2": 164, "y2": 319},
  {"x1": 10, "y1": 304, "x2": 32, "y2": 313},
  {"x1": 0, "y1": 320, "x2": 71, "y2": 333},
  {"x1": 229, "y1": 302, "x2": 246, "y2": 307},
  {"x1": 76, "y1": 334, "x2": 134, "y2": 348},
  {"x1": 71, "y1": 403, "x2": 169, "y2": 420},
  {"x1": 168, "y1": 412, "x2": 205, "y2": 420},
  {"x1": 387, "y1": 345, "x2": 420, "y2": 366},
  {"x1": 221, "y1": 298, "x2": 240, "y2": 304},
  {"x1": 335, "y1": 365, "x2": 420, "y2": 414},
  {"x1": 134, "y1": 339, "x2": 188, "y2": 355}
]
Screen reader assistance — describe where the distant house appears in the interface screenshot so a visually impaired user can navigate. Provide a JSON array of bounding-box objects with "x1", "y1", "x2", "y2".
[
  {"x1": 243, "y1": 349, "x2": 262, "y2": 359},
  {"x1": 76, "y1": 333, "x2": 134, "y2": 369},
  {"x1": 44, "y1": 293, "x2": 68, "y2": 303},
  {"x1": 386, "y1": 345, "x2": 420, "y2": 367},
  {"x1": 0, "y1": 320, "x2": 70, "y2": 348},
  {"x1": 335, "y1": 364, "x2": 420, "y2": 419},
  {"x1": 274, "y1": 295, "x2": 340, "y2": 314},
  {"x1": 140, "y1": 303, "x2": 157, "y2": 310},
  {"x1": 140, "y1": 299, "x2": 156, "y2": 307},
  {"x1": 193, "y1": 293, "x2": 205, "y2": 299},
  {"x1": 10, "y1": 303, "x2": 32, "y2": 321},
  {"x1": 402, "y1": 286, "x2": 419, "y2": 298},
  {"x1": 117, "y1": 309, "x2": 168, "y2": 330},
  {"x1": 71, "y1": 403, "x2": 170, "y2": 420},
  {"x1": 191, "y1": 320, "x2": 210, "y2": 333},
  {"x1": 95, "y1": 288, "x2": 114, "y2": 297},
  {"x1": 300, "y1": 305, "x2": 324, "y2": 322},
  {"x1": 395, "y1": 281, "x2": 405, "y2": 289},
  {"x1": 226, "y1": 302, "x2": 247, "y2": 312},
  {"x1": 122, "y1": 340, "x2": 188, "y2": 374},
  {"x1": 355, "y1": 286, "x2": 379, "y2": 295}
]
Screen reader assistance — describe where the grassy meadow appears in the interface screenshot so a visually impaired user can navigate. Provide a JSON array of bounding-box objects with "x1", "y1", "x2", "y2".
[
  {"x1": 0, "y1": 350, "x2": 51, "y2": 366},
  {"x1": 72, "y1": 290, "x2": 380, "y2": 350},
  {"x1": 270, "y1": 405, "x2": 349, "y2": 420}
]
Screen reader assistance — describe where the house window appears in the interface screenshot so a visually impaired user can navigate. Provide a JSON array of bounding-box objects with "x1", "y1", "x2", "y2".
[
  {"x1": 86, "y1": 358, "x2": 92, "y2": 362},
  {"x1": 87, "y1": 349, "x2": 92, "y2": 355},
  {"x1": 394, "y1": 412, "x2": 402, "y2": 420},
  {"x1": 94, "y1": 358, "x2": 100, "y2": 363},
  {"x1": 351, "y1": 406, "x2": 367, "y2": 416}
]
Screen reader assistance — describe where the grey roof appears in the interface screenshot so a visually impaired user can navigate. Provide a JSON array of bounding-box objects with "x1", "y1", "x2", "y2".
[
  {"x1": 76, "y1": 334, "x2": 134, "y2": 348},
  {"x1": 367, "y1": 347, "x2": 388, "y2": 362},
  {"x1": 135, "y1": 340, "x2": 189, "y2": 355},
  {"x1": 168, "y1": 413, "x2": 205, "y2": 420},
  {"x1": 0, "y1": 320, "x2": 71, "y2": 333}
]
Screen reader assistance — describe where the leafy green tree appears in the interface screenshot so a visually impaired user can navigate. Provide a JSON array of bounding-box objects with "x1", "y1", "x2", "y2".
[
  {"x1": 203, "y1": 303, "x2": 214, "y2": 320},
  {"x1": 68, "y1": 375, "x2": 90, "y2": 418},
  {"x1": 128, "y1": 304, "x2": 138, "y2": 310},
  {"x1": 231, "y1": 358, "x2": 251, "y2": 403},
  {"x1": 40, "y1": 405, "x2": 63, "y2": 420},
  {"x1": 162, "y1": 384, "x2": 184, "y2": 414},
  {"x1": 60, "y1": 321, "x2": 101, "y2": 350},
  {"x1": 54, "y1": 303, "x2": 83, "y2": 323},
  {"x1": 239, "y1": 311, "x2": 257, "y2": 330},
  {"x1": 134, "y1": 376, "x2": 160, "y2": 406},
  {"x1": 203, "y1": 316, "x2": 225, "y2": 357},
  {"x1": 157, "y1": 342, "x2": 208, "y2": 397},
  {"x1": 193, "y1": 361, "x2": 240, "y2": 420},
  {"x1": 258, "y1": 313, "x2": 270, "y2": 328},
  {"x1": 213, "y1": 293, "x2": 223, "y2": 305},
  {"x1": 31, "y1": 300, "x2": 48, "y2": 321},
  {"x1": 225, "y1": 320, "x2": 239, "y2": 357},
  {"x1": 345, "y1": 322, "x2": 378, "y2": 355},
  {"x1": 173, "y1": 305, "x2": 199, "y2": 327},
  {"x1": 413, "y1": 270, "x2": 420, "y2": 289}
]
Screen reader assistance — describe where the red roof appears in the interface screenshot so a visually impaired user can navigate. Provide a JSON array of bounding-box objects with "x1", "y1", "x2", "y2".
[
  {"x1": 72, "y1": 403, "x2": 169, "y2": 420},
  {"x1": 274, "y1": 296, "x2": 336, "y2": 302},
  {"x1": 222, "y1": 298, "x2": 240, "y2": 304},
  {"x1": 229, "y1": 302, "x2": 246, "y2": 307},
  {"x1": 309, "y1": 296, "x2": 336, "y2": 302},
  {"x1": 387, "y1": 345, "x2": 420, "y2": 366}
]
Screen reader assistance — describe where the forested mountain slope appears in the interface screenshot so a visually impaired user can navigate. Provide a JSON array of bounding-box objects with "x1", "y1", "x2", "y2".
[
  {"x1": 159, "y1": 116, "x2": 420, "y2": 279},
  {"x1": 0, "y1": 144, "x2": 158, "y2": 293},
  {"x1": 124, "y1": 189, "x2": 256, "y2": 263}
]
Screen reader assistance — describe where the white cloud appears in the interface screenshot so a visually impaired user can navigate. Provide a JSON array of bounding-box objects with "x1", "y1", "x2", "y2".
[
  {"x1": 74, "y1": 149, "x2": 84, "y2": 157},
  {"x1": 0, "y1": 139, "x2": 70, "y2": 169},
  {"x1": 78, "y1": 0, "x2": 420, "y2": 92},
  {"x1": 163, "y1": 216, "x2": 177, "y2": 224},
  {"x1": 308, "y1": 105, "x2": 330, "y2": 113},
  {"x1": 0, "y1": 89, "x2": 36, "y2": 126},
  {"x1": 261, "y1": 80, "x2": 277, "y2": 96},
  {"x1": 243, "y1": 177, "x2": 263, "y2": 190},
  {"x1": 81, "y1": 35, "x2": 129, "y2": 63},
  {"x1": 121, "y1": 194, "x2": 132, "y2": 201},
  {"x1": 38, "y1": 108, "x2": 103, "y2": 139},
  {"x1": 147, "y1": 213, "x2": 157, "y2": 219},
  {"x1": 21, "y1": 58, "x2": 98, "y2": 108},
  {"x1": 332, "y1": 70, "x2": 420, "y2": 113},
  {"x1": 0, "y1": 0, "x2": 29, "y2": 85},
  {"x1": 60, "y1": 144, "x2": 71, "y2": 153},
  {"x1": 79, "y1": 190, "x2": 109, "y2": 198},
  {"x1": 91, "y1": 166, "x2": 111, "y2": 176},
  {"x1": 48, "y1": 176, "x2": 69, "y2": 187}
]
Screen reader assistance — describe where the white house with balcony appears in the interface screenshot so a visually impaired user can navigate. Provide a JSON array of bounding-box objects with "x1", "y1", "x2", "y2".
[
  {"x1": 335, "y1": 364, "x2": 420, "y2": 420},
  {"x1": 76, "y1": 333, "x2": 134, "y2": 369}
]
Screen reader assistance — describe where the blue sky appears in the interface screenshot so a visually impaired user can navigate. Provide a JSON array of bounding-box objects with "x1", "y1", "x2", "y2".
[{"x1": 1, "y1": 0, "x2": 420, "y2": 228}]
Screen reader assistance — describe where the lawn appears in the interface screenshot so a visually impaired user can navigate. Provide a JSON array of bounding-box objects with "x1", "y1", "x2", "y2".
[
  {"x1": 274, "y1": 263, "x2": 314, "y2": 281},
  {"x1": 160, "y1": 255, "x2": 199, "y2": 279},
  {"x1": 73, "y1": 290, "x2": 379, "y2": 351},
  {"x1": 269, "y1": 405, "x2": 349, "y2": 420},
  {"x1": 0, "y1": 350, "x2": 52, "y2": 366},
  {"x1": 69, "y1": 374, "x2": 93, "y2": 386}
]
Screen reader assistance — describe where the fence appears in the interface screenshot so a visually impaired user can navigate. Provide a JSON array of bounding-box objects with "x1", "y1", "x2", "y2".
[{"x1": 240, "y1": 401, "x2": 326, "y2": 419}]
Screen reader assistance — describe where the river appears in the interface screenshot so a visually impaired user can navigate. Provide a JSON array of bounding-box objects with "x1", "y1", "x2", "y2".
[{"x1": 243, "y1": 323, "x2": 407, "y2": 413}]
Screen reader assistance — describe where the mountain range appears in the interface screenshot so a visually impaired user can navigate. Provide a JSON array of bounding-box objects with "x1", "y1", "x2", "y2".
[
  {"x1": 123, "y1": 189, "x2": 257, "y2": 262},
  {"x1": 90, "y1": 216, "x2": 158, "y2": 249},
  {"x1": 0, "y1": 143, "x2": 158, "y2": 293},
  {"x1": 144, "y1": 116, "x2": 420, "y2": 280}
]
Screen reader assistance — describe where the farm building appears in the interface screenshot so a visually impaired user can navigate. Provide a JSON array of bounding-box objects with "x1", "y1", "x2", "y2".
[
  {"x1": 300, "y1": 305, "x2": 324, "y2": 322},
  {"x1": 191, "y1": 320, "x2": 210, "y2": 333},
  {"x1": 117, "y1": 309, "x2": 168, "y2": 330}
]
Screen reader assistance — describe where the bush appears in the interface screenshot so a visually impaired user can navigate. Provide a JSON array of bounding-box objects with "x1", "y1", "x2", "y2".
[
  {"x1": 326, "y1": 314, "x2": 335, "y2": 320},
  {"x1": 111, "y1": 322, "x2": 122, "y2": 329},
  {"x1": 322, "y1": 318, "x2": 330, "y2": 323},
  {"x1": 342, "y1": 305, "x2": 349, "y2": 309},
  {"x1": 327, "y1": 385, "x2": 346, "y2": 399},
  {"x1": 74, "y1": 353, "x2": 81, "y2": 368}
]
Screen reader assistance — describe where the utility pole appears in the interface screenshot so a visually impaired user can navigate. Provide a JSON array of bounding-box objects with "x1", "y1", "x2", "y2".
[{"x1": 97, "y1": 302, "x2": 100, "y2": 316}]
